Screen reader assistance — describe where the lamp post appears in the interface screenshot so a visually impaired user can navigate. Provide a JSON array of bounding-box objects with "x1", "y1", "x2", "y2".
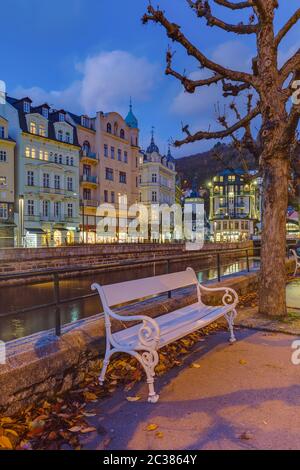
[
  {"x1": 81, "y1": 201, "x2": 85, "y2": 244},
  {"x1": 18, "y1": 194, "x2": 24, "y2": 247}
]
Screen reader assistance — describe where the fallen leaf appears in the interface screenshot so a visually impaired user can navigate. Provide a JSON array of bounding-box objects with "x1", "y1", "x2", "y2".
[
  {"x1": 190, "y1": 363, "x2": 201, "y2": 369},
  {"x1": 80, "y1": 427, "x2": 97, "y2": 434},
  {"x1": 155, "y1": 432, "x2": 164, "y2": 438},
  {"x1": 126, "y1": 396, "x2": 141, "y2": 402},
  {"x1": 82, "y1": 412, "x2": 97, "y2": 417},
  {"x1": 146, "y1": 424, "x2": 158, "y2": 432},
  {"x1": 0, "y1": 435, "x2": 13, "y2": 449},
  {"x1": 239, "y1": 359, "x2": 247, "y2": 365},
  {"x1": 68, "y1": 426, "x2": 82, "y2": 433},
  {"x1": 83, "y1": 392, "x2": 98, "y2": 402}
]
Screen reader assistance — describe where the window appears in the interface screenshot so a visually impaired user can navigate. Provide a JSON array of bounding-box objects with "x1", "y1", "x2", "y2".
[
  {"x1": 104, "y1": 144, "x2": 108, "y2": 157},
  {"x1": 0, "y1": 150, "x2": 7, "y2": 162},
  {"x1": 0, "y1": 176, "x2": 7, "y2": 186},
  {"x1": 54, "y1": 175, "x2": 60, "y2": 190},
  {"x1": 23, "y1": 101, "x2": 30, "y2": 113},
  {"x1": 67, "y1": 203, "x2": 73, "y2": 218},
  {"x1": 228, "y1": 175, "x2": 236, "y2": 182},
  {"x1": 44, "y1": 151, "x2": 49, "y2": 161},
  {"x1": 31, "y1": 148, "x2": 36, "y2": 159},
  {"x1": 83, "y1": 141, "x2": 90, "y2": 155},
  {"x1": 120, "y1": 129, "x2": 125, "y2": 139},
  {"x1": 66, "y1": 156, "x2": 69, "y2": 165},
  {"x1": 70, "y1": 157, "x2": 74, "y2": 166},
  {"x1": 139, "y1": 193, "x2": 142, "y2": 203},
  {"x1": 25, "y1": 147, "x2": 30, "y2": 158},
  {"x1": 59, "y1": 155, "x2": 62, "y2": 164},
  {"x1": 42, "y1": 200, "x2": 50, "y2": 217},
  {"x1": 83, "y1": 188, "x2": 91, "y2": 200},
  {"x1": 39, "y1": 125, "x2": 46, "y2": 136},
  {"x1": 27, "y1": 200, "x2": 34, "y2": 216},
  {"x1": 0, "y1": 203, "x2": 8, "y2": 219},
  {"x1": 136, "y1": 176, "x2": 138, "y2": 187},
  {"x1": 139, "y1": 175, "x2": 142, "y2": 184},
  {"x1": 43, "y1": 173, "x2": 50, "y2": 188},
  {"x1": 54, "y1": 154, "x2": 58, "y2": 163},
  {"x1": 54, "y1": 202, "x2": 61, "y2": 218},
  {"x1": 118, "y1": 149, "x2": 122, "y2": 161},
  {"x1": 57, "y1": 130, "x2": 63, "y2": 141},
  {"x1": 110, "y1": 146, "x2": 115, "y2": 159},
  {"x1": 65, "y1": 132, "x2": 71, "y2": 143},
  {"x1": 27, "y1": 171, "x2": 34, "y2": 186},
  {"x1": 104, "y1": 190, "x2": 108, "y2": 203},
  {"x1": 42, "y1": 108, "x2": 48, "y2": 119},
  {"x1": 119, "y1": 171, "x2": 126, "y2": 184},
  {"x1": 67, "y1": 177, "x2": 73, "y2": 191},
  {"x1": 59, "y1": 113, "x2": 65, "y2": 122},
  {"x1": 107, "y1": 123, "x2": 112, "y2": 134},
  {"x1": 0, "y1": 126, "x2": 5, "y2": 139},
  {"x1": 105, "y1": 168, "x2": 114, "y2": 181},
  {"x1": 39, "y1": 150, "x2": 43, "y2": 160},
  {"x1": 124, "y1": 151, "x2": 128, "y2": 163},
  {"x1": 30, "y1": 122, "x2": 37, "y2": 134},
  {"x1": 152, "y1": 173, "x2": 157, "y2": 183},
  {"x1": 111, "y1": 191, "x2": 115, "y2": 203},
  {"x1": 152, "y1": 191, "x2": 157, "y2": 203}
]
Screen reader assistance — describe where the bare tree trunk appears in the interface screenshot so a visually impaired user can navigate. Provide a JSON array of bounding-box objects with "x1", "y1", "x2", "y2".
[{"x1": 259, "y1": 155, "x2": 289, "y2": 317}]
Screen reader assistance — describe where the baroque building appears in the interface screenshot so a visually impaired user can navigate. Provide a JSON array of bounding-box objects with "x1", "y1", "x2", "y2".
[
  {"x1": 209, "y1": 169, "x2": 262, "y2": 242},
  {"x1": 5, "y1": 97, "x2": 80, "y2": 247},
  {"x1": 67, "y1": 102, "x2": 140, "y2": 242}
]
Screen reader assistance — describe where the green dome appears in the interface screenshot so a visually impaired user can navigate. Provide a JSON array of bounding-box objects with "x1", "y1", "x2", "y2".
[{"x1": 125, "y1": 101, "x2": 138, "y2": 129}]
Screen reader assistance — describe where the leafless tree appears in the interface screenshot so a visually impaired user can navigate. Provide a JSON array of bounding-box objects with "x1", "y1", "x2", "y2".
[{"x1": 143, "y1": 0, "x2": 300, "y2": 317}]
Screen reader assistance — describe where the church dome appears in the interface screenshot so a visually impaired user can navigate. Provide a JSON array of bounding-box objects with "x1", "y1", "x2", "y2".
[{"x1": 125, "y1": 100, "x2": 138, "y2": 129}]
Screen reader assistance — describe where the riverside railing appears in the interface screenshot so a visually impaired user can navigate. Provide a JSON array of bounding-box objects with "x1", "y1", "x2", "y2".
[{"x1": 0, "y1": 244, "x2": 295, "y2": 337}]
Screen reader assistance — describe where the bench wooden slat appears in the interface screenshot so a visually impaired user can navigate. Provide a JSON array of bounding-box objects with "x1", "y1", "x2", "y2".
[
  {"x1": 113, "y1": 303, "x2": 228, "y2": 348},
  {"x1": 102, "y1": 269, "x2": 197, "y2": 307}
]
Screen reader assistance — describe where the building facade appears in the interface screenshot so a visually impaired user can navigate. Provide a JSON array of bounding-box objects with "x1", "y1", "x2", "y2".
[
  {"x1": 67, "y1": 103, "x2": 140, "y2": 242},
  {"x1": 5, "y1": 97, "x2": 81, "y2": 247},
  {"x1": 138, "y1": 133, "x2": 176, "y2": 241},
  {"x1": 0, "y1": 114, "x2": 16, "y2": 247},
  {"x1": 209, "y1": 169, "x2": 262, "y2": 242}
]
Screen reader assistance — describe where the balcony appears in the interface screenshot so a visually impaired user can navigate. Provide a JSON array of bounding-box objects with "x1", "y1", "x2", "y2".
[
  {"x1": 80, "y1": 174, "x2": 98, "y2": 188},
  {"x1": 80, "y1": 151, "x2": 98, "y2": 165},
  {"x1": 81, "y1": 199, "x2": 100, "y2": 208}
]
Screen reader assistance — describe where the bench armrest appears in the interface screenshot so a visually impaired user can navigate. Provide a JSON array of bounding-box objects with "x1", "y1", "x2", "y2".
[{"x1": 199, "y1": 284, "x2": 239, "y2": 308}]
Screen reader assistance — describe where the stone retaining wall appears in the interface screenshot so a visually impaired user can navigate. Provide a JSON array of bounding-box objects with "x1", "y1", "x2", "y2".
[{"x1": 0, "y1": 241, "x2": 253, "y2": 275}]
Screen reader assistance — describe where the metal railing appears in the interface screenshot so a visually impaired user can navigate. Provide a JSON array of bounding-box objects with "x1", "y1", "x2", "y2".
[{"x1": 0, "y1": 243, "x2": 296, "y2": 337}]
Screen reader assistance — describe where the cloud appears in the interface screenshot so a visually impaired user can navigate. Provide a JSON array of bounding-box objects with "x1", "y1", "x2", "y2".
[
  {"x1": 170, "y1": 40, "x2": 253, "y2": 118},
  {"x1": 13, "y1": 50, "x2": 158, "y2": 115}
]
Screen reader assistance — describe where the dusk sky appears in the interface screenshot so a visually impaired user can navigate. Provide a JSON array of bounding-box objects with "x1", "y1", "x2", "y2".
[{"x1": 1, "y1": 0, "x2": 299, "y2": 157}]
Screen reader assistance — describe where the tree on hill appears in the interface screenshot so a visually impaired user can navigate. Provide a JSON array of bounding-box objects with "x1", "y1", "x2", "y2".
[{"x1": 143, "y1": 0, "x2": 300, "y2": 317}]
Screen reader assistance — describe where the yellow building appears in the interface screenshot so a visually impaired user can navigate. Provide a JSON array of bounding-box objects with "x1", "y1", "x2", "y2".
[{"x1": 0, "y1": 115, "x2": 16, "y2": 247}]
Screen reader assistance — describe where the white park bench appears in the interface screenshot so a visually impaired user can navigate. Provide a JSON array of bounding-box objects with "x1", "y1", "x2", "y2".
[
  {"x1": 92, "y1": 267, "x2": 239, "y2": 403},
  {"x1": 291, "y1": 249, "x2": 300, "y2": 276}
]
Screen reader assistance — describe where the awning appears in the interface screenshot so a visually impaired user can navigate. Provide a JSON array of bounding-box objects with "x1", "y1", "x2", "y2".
[{"x1": 25, "y1": 228, "x2": 46, "y2": 234}]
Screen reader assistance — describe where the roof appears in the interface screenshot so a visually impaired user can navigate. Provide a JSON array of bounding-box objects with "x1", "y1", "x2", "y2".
[
  {"x1": 218, "y1": 168, "x2": 245, "y2": 177},
  {"x1": 7, "y1": 96, "x2": 80, "y2": 147},
  {"x1": 125, "y1": 101, "x2": 138, "y2": 129}
]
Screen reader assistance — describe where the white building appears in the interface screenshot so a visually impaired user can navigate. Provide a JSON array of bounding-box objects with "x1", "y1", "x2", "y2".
[{"x1": 5, "y1": 97, "x2": 80, "y2": 247}]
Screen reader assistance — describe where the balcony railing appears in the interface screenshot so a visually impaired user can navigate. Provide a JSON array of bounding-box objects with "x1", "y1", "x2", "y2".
[
  {"x1": 81, "y1": 199, "x2": 100, "y2": 208},
  {"x1": 80, "y1": 175, "x2": 98, "y2": 184},
  {"x1": 81, "y1": 151, "x2": 98, "y2": 161}
]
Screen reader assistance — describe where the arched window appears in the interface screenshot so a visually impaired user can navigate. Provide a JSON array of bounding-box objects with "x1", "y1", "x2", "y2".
[
  {"x1": 82, "y1": 140, "x2": 90, "y2": 156},
  {"x1": 120, "y1": 129, "x2": 125, "y2": 139},
  {"x1": 107, "y1": 123, "x2": 112, "y2": 134}
]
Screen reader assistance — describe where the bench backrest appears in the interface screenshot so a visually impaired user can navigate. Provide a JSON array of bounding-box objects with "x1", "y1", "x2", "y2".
[{"x1": 101, "y1": 269, "x2": 198, "y2": 307}]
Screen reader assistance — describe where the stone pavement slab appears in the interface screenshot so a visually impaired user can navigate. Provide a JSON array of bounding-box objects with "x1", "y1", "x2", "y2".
[{"x1": 80, "y1": 329, "x2": 300, "y2": 450}]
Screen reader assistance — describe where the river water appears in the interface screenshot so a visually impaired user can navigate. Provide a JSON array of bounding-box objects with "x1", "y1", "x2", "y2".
[{"x1": 1, "y1": 257, "x2": 298, "y2": 342}]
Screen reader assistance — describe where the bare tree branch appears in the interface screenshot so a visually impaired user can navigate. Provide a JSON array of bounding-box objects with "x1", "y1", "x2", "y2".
[
  {"x1": 174, "y1": 105, "x2": 260, "y2": 146},
  {"x1": 213, "y1": 0, "x2": 252, "y2": 10},
  {"x1": 142, "y1": 5, "x2": 255, "y2": 85},
  {"x1": 275, "y1": 8, "x2": 300, "y2": 48},
  {"x1": 165, "y1": 48, "x2": 222, "y2": 92},
  {"x1": 187, "y1": 0, "x2": 258, "y2": 34},
  {"x1": 280, "y1": 49, "x2": 300, "y2": 83}
]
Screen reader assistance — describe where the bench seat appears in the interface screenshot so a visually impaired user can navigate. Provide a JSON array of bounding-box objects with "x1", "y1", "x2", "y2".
[
  {"x1": 92, "y1": 267, "x2": 239, "y2": 403},
  {"x1": 114, "y1": 303, "x2": 229, "y2": 349}
]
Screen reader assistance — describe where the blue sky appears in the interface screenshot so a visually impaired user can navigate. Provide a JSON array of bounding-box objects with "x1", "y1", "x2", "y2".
[{"x1": 1, "y1": 0, "x2": 299, "y2": 157}]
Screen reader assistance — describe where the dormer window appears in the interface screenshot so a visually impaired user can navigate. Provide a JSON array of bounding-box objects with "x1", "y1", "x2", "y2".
[
  {"x1": 65, "y1": 132, "x2": 71, "y2": 143},
  {"x1": 57, "y1": 130, "x2": 63, "y2": 141},
  {"x1": 81, "y1": 116, "x2": 89, "y2": 128},
  {"x1": 59, "y1": 113, "x2": 65, "y2": 122},
  {"x1": 39, "y1": 125, "x2": 46, "y2": 137},
  {"x1": 23, "y1": 101, "x2": 31, "y2": 113},
  {"x1": 0, "y1": 126, "x2": 5, "y2": 139},
  {"x1": 42, "y1": 108, "x2": 48, "y2": 119}
]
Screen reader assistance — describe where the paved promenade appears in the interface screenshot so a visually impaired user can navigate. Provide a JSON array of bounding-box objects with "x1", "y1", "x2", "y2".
[{"x1": 81, "y1": 329, "x2": 300, "y2": 450}]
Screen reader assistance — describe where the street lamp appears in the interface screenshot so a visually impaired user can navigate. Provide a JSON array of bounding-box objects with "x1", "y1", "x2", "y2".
[{"x1": 18, "y1": 194, "x2": 24, "y2": 247}]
